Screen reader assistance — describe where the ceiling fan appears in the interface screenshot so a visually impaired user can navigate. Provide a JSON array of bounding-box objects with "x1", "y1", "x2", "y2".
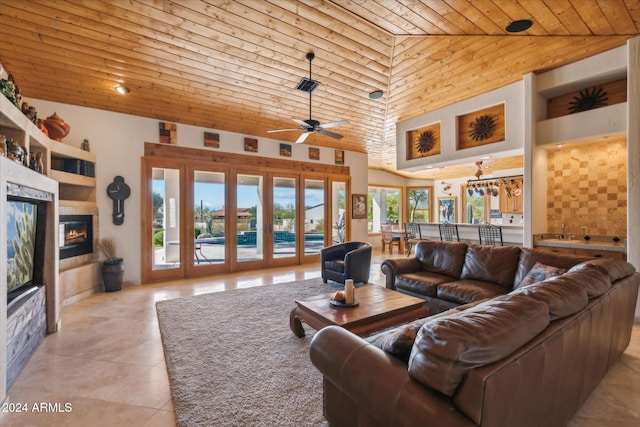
[{"x1": 268, "y1": 52, "x2": 349, "y2": 144}]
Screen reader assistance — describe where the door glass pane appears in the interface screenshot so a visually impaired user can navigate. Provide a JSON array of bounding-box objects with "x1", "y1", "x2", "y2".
[
  {"x1": 331, "y1": 181, "x2": 346, "y2": 244},
  {"x1": 273, "y1": 177, "x2": 296, "y2": 259},
  {"x1": 194, "y1": 171, "x2": 225, "y2": 265},
  {"x1": 152, "y1": 167, "x2": 180, "y2": 270},
  {"x1": 304, "y1": 179, "x2": 324, "y2": 255},
  {"x1": 237, "y1": 174, "x2": 263, "y2": 261}
]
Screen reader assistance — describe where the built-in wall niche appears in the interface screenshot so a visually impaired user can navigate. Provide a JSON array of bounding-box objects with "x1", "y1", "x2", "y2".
[
  {"x1": 50, "y1": 157, "x2": 95, "y2": 177},
  {"x1": 546, "y1": 136, "x2": 627, "y2": 238},
  {"x1": 546, "y1": 78, "x2": 627, "y2": 120},
  {"x1": 406, "y1": 122, "x2": 441, "y2": 160},
  {"x1": 457, "y1": 104, "x2": 505, "y2": 150}
]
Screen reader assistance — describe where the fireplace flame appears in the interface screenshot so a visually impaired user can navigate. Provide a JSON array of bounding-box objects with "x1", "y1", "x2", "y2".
[{"x1": 65, "y1": 228, "x2": 87, "y2": 244}]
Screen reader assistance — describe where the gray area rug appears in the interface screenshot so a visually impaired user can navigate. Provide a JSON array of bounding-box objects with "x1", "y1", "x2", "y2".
[{"x1": 156, "y1": 278, "x2": 340, "y2": 427}]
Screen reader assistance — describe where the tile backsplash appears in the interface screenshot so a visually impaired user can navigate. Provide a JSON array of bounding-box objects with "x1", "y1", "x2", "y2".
[{"x1": 546, "y1": 139, "x2": 627, "y2": 238}]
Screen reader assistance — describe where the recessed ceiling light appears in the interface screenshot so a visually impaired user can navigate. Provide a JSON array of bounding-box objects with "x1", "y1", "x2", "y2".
[
  {"x1": 369, "y1": 90, "x2": 383, "y2": 100},
  {"x1": 506, "y1": 19, "x2": 533, "y2": 33},
  {"x1": 114, "y1": 84, "x2": 130, "y2": 94}
]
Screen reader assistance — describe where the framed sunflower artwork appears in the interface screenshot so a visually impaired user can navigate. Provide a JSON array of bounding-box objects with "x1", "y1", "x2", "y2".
[
  {"x1": 457, "y1": 104, "x2": 505, "y2": 150},
  {"x1": 406, "y1": 122, "x2": 441, "y2": 160}
]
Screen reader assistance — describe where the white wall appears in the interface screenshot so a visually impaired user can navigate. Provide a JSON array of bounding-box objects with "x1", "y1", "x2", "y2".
[
  {"x1": 27, "y1": 98, "x2": 368, "y2": 285},
  {"x1": 627, "y1": 37, "x2": 640, "y2": 321},
  {"x1": 368, "y1": 169, "x2": 409, "y2": 187},
  {"x1": 396, "y1": 81, "x2": 524, "y2": 171}
]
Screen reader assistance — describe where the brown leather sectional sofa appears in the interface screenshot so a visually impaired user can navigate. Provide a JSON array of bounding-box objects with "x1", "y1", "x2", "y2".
[
  {"x1": 381, "y1": 241, "x2": 596, "y2": 314},
  {"x1": 310, "y1": 241, "x2": 640, "y2": 426}
]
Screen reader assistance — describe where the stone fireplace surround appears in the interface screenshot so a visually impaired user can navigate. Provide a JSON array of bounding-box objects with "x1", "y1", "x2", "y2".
[
  {"x1": 58, "y1": 203, "x2": 100, "y2": 306},
  {"x1": 1, "y1": 157, "x2": 59, "y2": 403},
  {"x1": 59, "y1": 214, "x2": 94, "y2": 260}
]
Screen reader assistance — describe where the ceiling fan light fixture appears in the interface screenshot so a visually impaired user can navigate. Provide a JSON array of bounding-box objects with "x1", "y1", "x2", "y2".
[
  {"x1": 369, "y1": 90, "x2": 383, "y2": 99},
  {"x1": 506, "y1": 19, "x2": 533, "y2": 33},
  {"x1": 114, "y1": 84, "x2": 130, "y2": 94},
  {"x1": 269, "y1": 52, "x2": 347, "y2": 142},
  {"x1": 295, "y1": 78, "x2": 320, "y2": 93}
]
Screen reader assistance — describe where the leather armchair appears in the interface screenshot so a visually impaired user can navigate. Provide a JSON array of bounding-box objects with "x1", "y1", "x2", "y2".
[{"x1": 321, "y1": 242, "x2": 372, "y2": 285}]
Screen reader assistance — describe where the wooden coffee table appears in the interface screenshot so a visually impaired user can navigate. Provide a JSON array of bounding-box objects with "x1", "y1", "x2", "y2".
[{"x1": 290, "y1": 284, "x2": 429, "y2": 337}]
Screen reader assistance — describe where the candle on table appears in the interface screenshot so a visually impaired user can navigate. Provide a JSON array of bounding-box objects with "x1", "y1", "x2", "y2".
[{"x1": 344, "y1": 279, "x2": 354, "y2": 304}]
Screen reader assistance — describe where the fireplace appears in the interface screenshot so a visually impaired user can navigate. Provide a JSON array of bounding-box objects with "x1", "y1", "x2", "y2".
[{"x1": 59, "y1": 215, "x2": 93, "y2": 259}]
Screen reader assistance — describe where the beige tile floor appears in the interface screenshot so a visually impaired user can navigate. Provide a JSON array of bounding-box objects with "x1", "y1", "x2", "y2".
[{"x1": 1, "y1": 253, "x2": 639, "y2": 426}]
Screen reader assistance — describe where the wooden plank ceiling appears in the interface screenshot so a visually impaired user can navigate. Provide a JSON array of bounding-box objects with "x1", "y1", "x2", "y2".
[{"x1": 0, "y1": 0, "x2": 638, "y2": 179}]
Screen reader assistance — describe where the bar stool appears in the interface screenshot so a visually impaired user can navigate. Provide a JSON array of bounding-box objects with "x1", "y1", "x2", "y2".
[{"x1": 439, "y1": 222, "x2": 460, "y2": 242}]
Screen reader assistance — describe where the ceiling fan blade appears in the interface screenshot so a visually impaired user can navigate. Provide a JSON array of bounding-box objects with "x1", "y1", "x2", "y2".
[
  {"x1": 296, "y1": 132, "x2": 311, "y2": 144},
  {"x1": 292, "y1": 118, "x2": 312, "y2": 129},
  {"x1": 320, "y1": 119, "x2": 349, "y2": 129},
  {"x1": 267, "y1": 128, "x2": 302, "y2": 133},
  {"x1": 318, "y1": 129, "x2": 344, "y2": 139}
]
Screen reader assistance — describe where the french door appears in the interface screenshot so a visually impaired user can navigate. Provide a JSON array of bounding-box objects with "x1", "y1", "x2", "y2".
[
  {"x1": 270, "y1": 174, "x2": 298, "y2": 266},
  {"x1": 142, "y1": 158, "x2": 186, "y2": 282},
  {"x1": 189, "y1": 165, "x2": 229, "y2": 277},
  {"x1": 142, "y1": 154, "x2": 349, "y2": 283},
  {"x1": 232, "y1": 171, "x2": 267, "y2": 271}
]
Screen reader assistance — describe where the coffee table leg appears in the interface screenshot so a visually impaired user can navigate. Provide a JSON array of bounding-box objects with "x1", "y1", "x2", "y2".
[{"x1": 290, "y1": 307, "x2": 306, "y2": 337}]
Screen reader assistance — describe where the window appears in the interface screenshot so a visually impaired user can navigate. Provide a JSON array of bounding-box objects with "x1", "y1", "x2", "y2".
[
  {"x1": 406, "y1": 187, "x2": 432, "y2": 223},
  {"x1": 367, "y1": 186, "x2": 400, "y2": 232},
  {"x1": 461, "y1": 183, "x2": 490, "y2": 224}
]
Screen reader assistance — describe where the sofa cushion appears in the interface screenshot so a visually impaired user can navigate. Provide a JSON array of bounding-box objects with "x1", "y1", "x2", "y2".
[
  {"x1": 511, "y1": 272, "x2": 590, "y2": 319},
  {"x1": 367, "y1": 317, "x2": 429, "y2": 362},
  {"x1": 415, "y1": 241, "x2": 468, "y2": 278},
  {"x1": 460, "y1": 244, "x2": 520, "y2": 288},
  {"x1": 569, "y1": 258, "x2": 635, "y2": 283},
  {"x1": 562, "y1": 265, "x2": 612, "y2": 298},
  {"x1": 517, "y1": 261, "x2": 566, "y2": 288},
  {"x1": 514, "y1": 248, "x2": 590, "y2": 288},
  {"x1": 366, "y1": 299, "x2": 490, "y2": 362},
  {"x1": 436, "y1": 280, "x2": 509, "y2": 304},
  {"x1": 395, "y1": 272, "x2": 454, "y2": 297},
  {"x1": 324, "y1": 260, "x2": 344, "y2": 273},
  {"x1": 408, "y1": 294, "x2": 550, "y2": 397}
]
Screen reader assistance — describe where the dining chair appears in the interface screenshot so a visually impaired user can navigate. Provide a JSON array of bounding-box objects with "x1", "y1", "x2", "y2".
[{"x1": 381, "y1": 224, "x2": 402, "y2": 255}]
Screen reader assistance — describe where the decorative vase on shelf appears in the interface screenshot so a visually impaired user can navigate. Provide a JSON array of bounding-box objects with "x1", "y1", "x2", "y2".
[
  {"x1": 37, "y1": 118, "x2": 49, "y2": 137},
  {"x1": 42, "y1": 112, "x2": 70, "y2": 141}
]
